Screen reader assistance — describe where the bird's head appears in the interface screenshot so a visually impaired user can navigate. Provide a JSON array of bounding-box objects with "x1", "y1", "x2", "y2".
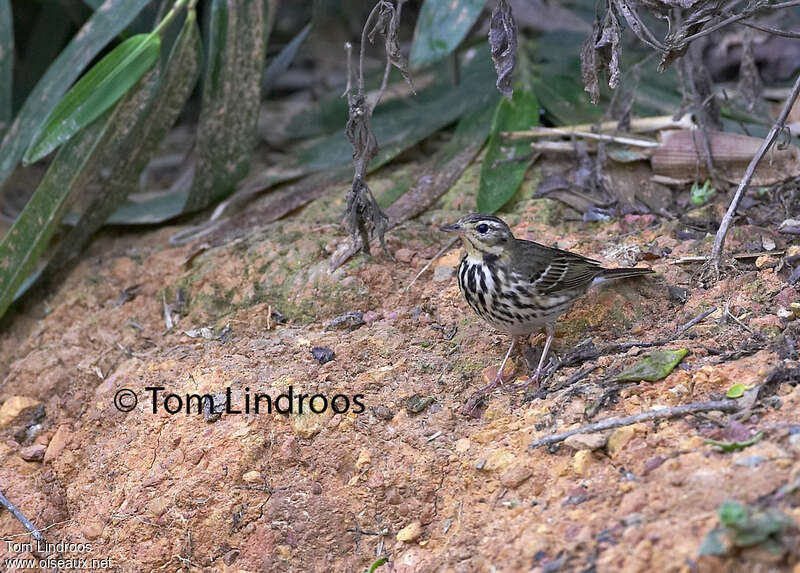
[{"x1": 440, "y1": 214, "x2": 515, "y2": 258}]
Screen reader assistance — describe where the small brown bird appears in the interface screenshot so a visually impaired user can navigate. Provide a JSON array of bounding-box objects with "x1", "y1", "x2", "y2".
[{"x1": 441, "y1": 213, "x2": 653, "y2": 409}]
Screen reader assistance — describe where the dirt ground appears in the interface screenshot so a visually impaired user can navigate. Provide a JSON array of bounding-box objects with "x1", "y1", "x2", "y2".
[{"x1": 1, "y1": 157, "x2": 800, "y2": 572}]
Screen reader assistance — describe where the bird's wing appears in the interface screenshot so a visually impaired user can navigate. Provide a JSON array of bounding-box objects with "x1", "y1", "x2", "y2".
[{"x1": 512, "y1": 239, "x2": 604, "y2": 293}]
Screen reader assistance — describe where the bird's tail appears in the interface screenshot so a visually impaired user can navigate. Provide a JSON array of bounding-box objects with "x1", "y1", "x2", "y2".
[{"x1": 599, "y1": 267, "x2": 654, "y2": 281}]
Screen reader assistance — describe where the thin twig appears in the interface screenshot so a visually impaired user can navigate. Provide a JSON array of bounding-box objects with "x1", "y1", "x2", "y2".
[
  {"x1": 528, "y1": 399, "x2": 739, "y2": 448},
  {"x1": 670, "y1": 251, "x2": 784, "y2": 264},
  {"x1": 358, "y1": 3, "x2": 383, "y2": 96},
  {"x1": 510, "y1": 127, "x2": 659, "y2": 147},
  {"x1": 503, "y1": 114, "x2": 694, "y2": 139},
  {"x1": 0, "y1": 490, "x2": 43, "y2": 542},
  {"x1": 677, "y1": 0, "x2": 800, "y2": 47},
  {"x1": 708, "y1": 70, "x2": 800, "y2": 275},
  {"x1": 404, "y1": 237, "x2": 458, "y2": 292}
]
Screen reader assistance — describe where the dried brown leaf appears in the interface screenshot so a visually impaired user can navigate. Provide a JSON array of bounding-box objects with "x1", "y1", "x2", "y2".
[
  {"x1": 489, "y1": 0, "x2": 518, "y2": 98},
  {"x1": 581, "y1": 3, "x2": 622, "y2": 105}
]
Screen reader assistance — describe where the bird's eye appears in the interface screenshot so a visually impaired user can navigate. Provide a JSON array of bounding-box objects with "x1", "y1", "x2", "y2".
[{"x1": 476, "y1": 223, "x2": 489, "y2": 234}]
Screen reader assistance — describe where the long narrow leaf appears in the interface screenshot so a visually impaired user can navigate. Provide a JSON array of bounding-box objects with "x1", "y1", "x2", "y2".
[
  {"x1": 262, "y1": 22, "x2": 311, "y2": 94},
  {"x1": 0, "y1": 0, "x2": 151, "y2": 190},
  {"x1": 0, "y1": 116, "x2": 110, "y2": 319},
  {"x1": 24, "y1": 33, "x2": 161, "y2": 163},
  {"x1": 410, "y1": 0, "x2": 488, "y2": 67},
  {"x1": 0, "y1": 0, "x2": 12, "y2": 136},
  {"x1": 183, "y1": 0, "x2": 274, "y2": 213},
  {"x1": 477, "y1": 89, "x2": 539, "y2": 213},
  {"x1": 52, "y1": 10, "x2": 202, "y2": 265}
]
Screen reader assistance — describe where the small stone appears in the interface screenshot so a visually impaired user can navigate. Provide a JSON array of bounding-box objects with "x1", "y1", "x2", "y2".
[
  {"x1": 405, "y1": 394, "x2": 435, "y2": 415},
  {"x1": 433, "y1": 266, "x2": 454, "y2": 282},
  {"x1": 44, "y1": 425, "x2": 70, "y2": 463},
  {"x1": 564, "y1": 433, "x2": 607, "y2": 451},
  {"x1": 290, "y1": 412, "x2": 324, "y2": 439},
  {"x1": 481, "y1": 359, "x2": 517, "y2": 385},
  {"x1": 778, "y1": 307, "x2": 795, "y2": 320},
  {"x1": 499, "y1": 464, "x2": 533, "y2": 488},
  {"x1": 326, "y1": 311, "x2": 365, "y2": 331},
  {"x1": 19, "y1": 444, "x2": 46, "y2": 462},
  {"x1": 356, "y1": 449, "x2": 372, "y2": 470},
  {"x1": 311, "y1": 482, "x2": 322, "y2": 495},
  {"x1": 372, "y1": 405, "x2": 394, "y2": 420},
  {"x1": 792, "y1": 302, "x2": 800, "y2": 320},
  {"x1": 642, "y1": 455, "x2": 666, "y2": 475},
  {"x1": 607, "y1": 426, "x2": 636, "y2": 457},
  {"x1": 0, "y1": 396, "x2": 41, "y2": 427},
  {"x1": 755, "y1": 255, "x2": 779, "y2": 269},
  {"x1": 243, "y1": 470, "x2": 262, "y2": 483},
  {"x1": 481, "y1": 449, "x2": 516, "y2": 472},
  {"x1": 310, "y1": 346, "x2": 335, "y2": 365},
  {"x1": 572, "y1": 450, "x2": 592, "y2": 476},
  {"x1": 455, "y1": 438, "x2": 471, "y2": 453},
  {"x1": 397, "y1": 521, "x2": 423, "y2": 543}
]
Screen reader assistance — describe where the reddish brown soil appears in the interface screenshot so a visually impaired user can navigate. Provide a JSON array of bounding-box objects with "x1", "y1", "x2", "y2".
[{"x1": 1, "y1": 178, "x2": 799, "y2": 572}]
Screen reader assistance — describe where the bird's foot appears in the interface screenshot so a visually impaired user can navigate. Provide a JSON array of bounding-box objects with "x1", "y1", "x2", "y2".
[
  {"x1": 512, "y1": 371, "x2": 540, "y2": 392},
  {"x1": 461, "y1": 374, "x2": 503, "y2": 416}
]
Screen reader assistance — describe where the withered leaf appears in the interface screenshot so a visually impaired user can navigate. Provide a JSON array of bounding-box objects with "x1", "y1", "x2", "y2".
[
  {"x1": 581, "y1": 3, "x2": 621, "y2": 105},
  {"x1": 489, "y1": 0, "x2": 518, "y2": 99},
  {"x1": 369, "y1": 0, "x2": 413, "y2": 89}
]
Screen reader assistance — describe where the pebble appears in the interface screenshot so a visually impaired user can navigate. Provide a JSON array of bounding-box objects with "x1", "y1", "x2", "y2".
[
  {"x1": 572, "y1": 450, "x2": 592, "y2": 476},
  {"x1": 563, "y1": 433, "x2": 607, "y2": 451},
  {"x1": 243, "y1": 470, "x2": 262, "y2": 483},
  {"x1": 310, "y1": 346, "x2": 335, "y2": 364},
  {"x1": 19, "y1": 444, "x2": 46, "y2": 462},
  {"x1": 607, "y1": 426, "x2": 636, "y2": 457},
  {"x1": 397, "y1": 521, "x2": 422, "y2": 542},
  {"x1": 44, "y1": 425, "x2": 70, "y2": 463},
  {"x1": 500, "y1": 465, "x2": 533, "y2": 488}
]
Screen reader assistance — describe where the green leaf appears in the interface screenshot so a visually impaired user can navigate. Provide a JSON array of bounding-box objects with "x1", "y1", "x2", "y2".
[
  {"x1": 49, "y1": 10, "x2": 202, "y2": 267},
  {"x1": 0, "y1": 115, "x2": 110, "y2": 319},
  {"x1": 410, "y1": 0, "x2": 488, "y2": 67},
  {"x1": 613, "y1": 349, "x2": 689, "y2": 382},
  {"x1": 704, "y1": 431, "x2": 763, "y2": 453},
  {"x1": 24, "y1": 33, "x2": 161, "y2": 163},
  {"x1": 477, "y1": 88, "x2": 539, "y2": 213},
  {"x1": 719, "y1": 500, "x2": 748, "y2": 528},
  {"x1": 690, "y1": 180, "x2": 716, "y2": 206},
  {"x1": 0, "y1": 0, "x2": 13, "y2": 136},
  {"x1": 726, "y1": 383, "x2": 753, "y2": 399},
  {"x1": 184, "y1": 0, "x2": 274, "y2": 213},
  {"x1": 263, "y1": 22, "x2": 311, "y2": 94},
  {"x1": 366, "y1": 557, "x2": 388, "y2": 573},
  {"x1": 0, "y1": 0, "x2": 151, "y2": 189}
]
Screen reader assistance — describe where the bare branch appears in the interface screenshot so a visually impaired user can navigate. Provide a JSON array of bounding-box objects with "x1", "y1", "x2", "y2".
[
  {"x1": 707, "y1": 70, "x2": 800, "y2": 274},
  {"x1": 529, "y1": 399, "x2": 739, "y2": 448}
]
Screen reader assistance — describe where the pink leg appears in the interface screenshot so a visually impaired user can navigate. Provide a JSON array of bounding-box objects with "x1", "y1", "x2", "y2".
[
  {"x1": 462, "y1": 338, "x2": 516, "y2": 414},
  {"x1": 515, "y1": 323, "x2": 554, "y2": 390}
]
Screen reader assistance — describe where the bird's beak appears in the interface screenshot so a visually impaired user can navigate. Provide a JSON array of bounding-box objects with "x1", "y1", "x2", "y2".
[{"x1": 440, "y1": 223, "x2": 461, "y2": 232}]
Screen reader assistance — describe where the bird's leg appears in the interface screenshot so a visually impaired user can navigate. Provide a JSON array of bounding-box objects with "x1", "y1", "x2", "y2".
[
  {"x1": 491, "y1": 337, "x2": 516, "y2": 389},
  {"x1": 461, "y1": 337, "x2": 515, "y2": 415},
  {"x1": 515, "y1": 323, "x2": 554, "y2": 390}
]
